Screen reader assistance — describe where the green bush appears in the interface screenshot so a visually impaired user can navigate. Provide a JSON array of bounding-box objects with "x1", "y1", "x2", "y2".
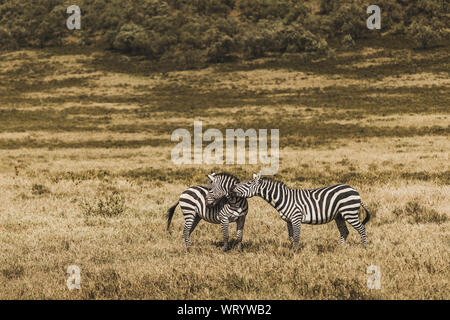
[
  {"x1": 113, "y1": 23, "x2": 149, "y2": 54},
  {"x1": 331, "y1": 1, "x2": 368, "y2": 40},
  {"x1": 319, "y1": 0, "x2": 334, "y2": 14},
  {"x1": 403, "y1": 0, "x2": 443, "y2": 24},
  {"x1": 239, "y1": 24, "x2": 268, "y2": 58},
  {"x1": 36, "y1": 4, "x2": 67, "y2": 47},
  {"x1": 238, "y1": 0, "x2": 309, "y2": 23},
  {"x1": 0, "y1": 27, "x2": 17, "y2": 50},
  {"x1": 238, "y1": 21, "x2": 329, "y2": 59},
  {"x1": 407, "y1": 18, "x2": 444, "y2": 49},
  {"x1": 376, "y1": 0, "x2": 404, "y2": 31},
  {"x1": 207, "y1": 34, "x2": 235, "y2": 62},
  {"x1": 285, "y1": 27, "x2": 327, "y2": 53}
]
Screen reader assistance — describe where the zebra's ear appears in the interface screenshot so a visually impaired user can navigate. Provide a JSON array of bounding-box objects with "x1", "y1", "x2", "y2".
[
  {"x1": 253, "y1": 172, "x2": 261, "y2": 180},
  {"x1": 207, "y1": 173, "x2": 216, "y2": 182}
]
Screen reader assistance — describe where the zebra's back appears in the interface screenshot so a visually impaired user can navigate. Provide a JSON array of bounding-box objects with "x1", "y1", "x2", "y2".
[
  {"x1": 299, "y1": 184, "x2": 361, "y2": 224},
  {"x1": 179, "y1": 186, "x2": 224, "y2": 224}
]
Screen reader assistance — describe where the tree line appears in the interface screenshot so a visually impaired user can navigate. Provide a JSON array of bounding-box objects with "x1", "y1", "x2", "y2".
[{"x1": 0, "y1": 0, "x2": 448, "y2": 67}]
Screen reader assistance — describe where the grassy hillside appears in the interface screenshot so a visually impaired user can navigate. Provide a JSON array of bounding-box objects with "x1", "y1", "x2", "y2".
[{"x1": 0, "y1": 33, "x2": 448, "y2": 299}]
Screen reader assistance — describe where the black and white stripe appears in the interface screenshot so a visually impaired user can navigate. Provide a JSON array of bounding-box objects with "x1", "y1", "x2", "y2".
[
  {"x1": 205, "y1": 172, "x2": 240, "y2": 207},
  {"x1": 232, "y1": 173, "x2": 370, "y2": 250},
  {"x1": 167, "y1": 173, "x2": 248, "y2": 251}
]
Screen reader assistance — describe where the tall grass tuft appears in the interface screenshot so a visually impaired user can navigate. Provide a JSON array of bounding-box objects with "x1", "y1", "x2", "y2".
[
  {"x1": 31, "y1": 183, "x2": 50, "y2": 195},
  {"x1": 80, "y1": 189, "x2": 125, "y2": 217},
  {"x1": 394, "y1": 200, "x2": 447, "y2": 224}
]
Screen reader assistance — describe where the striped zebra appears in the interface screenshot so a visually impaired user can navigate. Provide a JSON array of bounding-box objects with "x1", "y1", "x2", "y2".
[
  {"x1": 167, "y1": 173, "x2": 248, "y2": 251},
  {"x1": 229, "y1": 172, "x2": 370, "y2": 250}
]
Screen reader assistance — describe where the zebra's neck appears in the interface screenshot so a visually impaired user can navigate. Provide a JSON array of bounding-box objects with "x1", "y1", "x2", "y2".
[{"x1": 257, "y1": 179, "x2": 293, "y2": 213}]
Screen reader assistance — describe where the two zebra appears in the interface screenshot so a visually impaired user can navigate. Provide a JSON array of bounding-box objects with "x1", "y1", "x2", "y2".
[{"x1": 167, "y1": 172, "x2": 370, "y2": 251}]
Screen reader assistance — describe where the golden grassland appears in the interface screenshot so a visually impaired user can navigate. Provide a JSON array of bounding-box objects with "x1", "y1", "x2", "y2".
[{"x1": 0, "y1": 41, "x2": 449, "y2": 299}]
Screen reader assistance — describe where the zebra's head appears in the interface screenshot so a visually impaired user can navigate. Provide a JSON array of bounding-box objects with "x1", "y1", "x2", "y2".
[
  {"x1": 205, "y1": 172, "x2": 240, "y2": 207},
  {"x1": 232, "y1": 172, "x2": 261, "y2": 198}
]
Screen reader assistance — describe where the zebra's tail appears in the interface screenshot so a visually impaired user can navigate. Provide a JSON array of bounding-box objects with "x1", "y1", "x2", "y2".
[
  {"x1": 167, "y1": 201, "x2": 179, "y2": 232},
  {"x1": 361, "y1": 201, "x2": 371, "y2": 225}
]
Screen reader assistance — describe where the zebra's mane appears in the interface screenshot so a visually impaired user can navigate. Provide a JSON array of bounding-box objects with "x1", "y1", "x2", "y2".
[
  {"x1": 260, "y1": 176, "x2": 287, "y2": 187},
  {"x1": 214, "y1": 172, "x2": 240, "y2": 183}
]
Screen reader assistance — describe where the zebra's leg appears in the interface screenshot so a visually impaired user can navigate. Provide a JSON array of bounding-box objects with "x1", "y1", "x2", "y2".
[
  {"x1": 189, "y1": 216, "x2": 201, "y2": 236},
  {"x1": 183, "y1": 222, "x2": 192, "y2": 249},
  {"x1": 287, "y1": 221, "x2": 294, "y2": 242},
  {"x1": 291, "y1": 217, "x2": 302, "y2": 251},
  {"x1": 220, "y1": 219, "x2": 230, "y2": 252},
  {"x1": 334, "y1": 214, "x2": 349, "y2": 245},
  {"x1": 236, "y1": 215, "x2": 246, "y2": 252},
  {"x1": 183, "y1": 213, "x2": 197, "y2": 250},
  {"x1": 342, "y1": 210, "x2": 367, "y2": 247}
]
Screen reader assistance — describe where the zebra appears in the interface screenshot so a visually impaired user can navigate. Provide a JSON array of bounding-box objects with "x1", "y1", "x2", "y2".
[
  {"x1": 228, "y1": 172, "x2": 370, "y2": 251},
  {"x1": 167, "y1": 173, "x2": 248, "y2": 251}
]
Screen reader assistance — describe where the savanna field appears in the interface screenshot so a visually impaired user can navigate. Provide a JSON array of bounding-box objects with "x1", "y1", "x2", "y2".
[{"x1": 0, "y1": 39, "x2": 449, "y2": 299}]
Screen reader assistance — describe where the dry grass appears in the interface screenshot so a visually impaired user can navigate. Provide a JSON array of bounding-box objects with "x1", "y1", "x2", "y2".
[{"x1": 0, "y1": 44, "x2": 448, "y2": 299}]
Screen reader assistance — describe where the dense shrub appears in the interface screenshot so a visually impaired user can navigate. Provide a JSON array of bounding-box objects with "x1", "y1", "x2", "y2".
[
  {"x1": 329, "y1": 1, "x2": 369, "y2": 40},
  {"x1": 113, "y1": 23, "x2": 151, "y2": 55},
  {"x1": 206, "y1": 34, "x2": 235, "y2": 62},
  {"x1": 316, "y1": 0, "x2": 448, "y2": 41},
  {"x1": 238, "y1": 20, "x2": 329, "y2": 59},
  {"x1": 318, "y1": 0, "x2": 334, "y2": 15},
  {"x1": 406, "y1": 18, "x2": 445, "y2": 49},
  {"x1": 238, "y1": 0, "x2": 309, "y2": 23},
  {"x1": 0, "y1": 27, "x2": 17, "y2": 50},
  {"x1": 0, "y1": 0, "x2": 447, "y2": 66}
]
